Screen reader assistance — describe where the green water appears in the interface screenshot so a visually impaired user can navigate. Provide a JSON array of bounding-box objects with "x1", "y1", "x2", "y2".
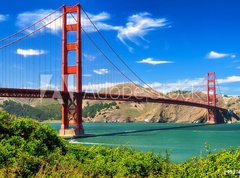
[{"x1": 49, "y1": 122, "x2": 240, "y2": 162}]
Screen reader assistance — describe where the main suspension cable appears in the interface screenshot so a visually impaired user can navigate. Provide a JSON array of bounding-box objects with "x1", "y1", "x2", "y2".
[
  {"x1": 70, "y1": 13, "x2": 158, "y2": 97},
  {"x1": 81, "y1": 7, "x2": 161, "y2": 97},
  {"x1": 0, "y1": 5, "x2": 63, "y2": 43}
]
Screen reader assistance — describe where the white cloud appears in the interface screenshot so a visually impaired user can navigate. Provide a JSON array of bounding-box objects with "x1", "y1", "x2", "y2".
[
  {"x1": 16, "y1": 9, "x2": 60, "y2": 32},
  {"x1": 0, "y1": 14, "x2": 9, "y2": 22},
  {"x1": 40, "y1": 83, "x2": 57, "y2": 90},
  {"x1": 88, "y1": 12, "x2": 169, "y2": 51},
  {"x1": 16, "y1": 9, "x2": 115, "y2": 33},
  {"x1": 83, "y1": 74, "x2": 92, "y2": 77},
  {"x1": 145, "y1": 75, "x2": 240, "y2": 93},
  {"x1": 82, "y1": 12, "x2": 120, "y2": 32},
  {"x1": 16, "y1": 9, "x2": 167, "y2": 51},
  {"x1": 93, "y1": 68, "x2": 109, "y2": 75},
  {"x1": 217, "y1": 76, "x2": 240, "y2": 84},
  {"x1": 40, "y1": 74, "x2": 57, "y2": 90},
  {"x1": 167, "y1": 78, "x2": 205, "y2": 88},
  {"x1": 145, "y1": 78, "x2": 206, "y2": 93},
  {"x1": 207, "y1": 51, "x2": 236, "y2": 59},
  {"x1": 13, "y1": 64, "x2": 23, "y2": 70},
  {"x1": 83, "y1": 82, "x2": 124, "y2": 91},
  {"x1": 17, "y1": 48, "x2": 46, "y2": 57},
  {"x1": 116, "y1": 13, "x2": 168, "y2": 51},
  {"x1": 83, "y1": 54, "x2": 96, "y2": 61},
  {"x1": 137, "y1": 57, "x2": 173, "y2": 65}
]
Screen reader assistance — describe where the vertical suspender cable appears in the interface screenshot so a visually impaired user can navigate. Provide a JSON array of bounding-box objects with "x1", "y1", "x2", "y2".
[
  {"x1": 48, "y1": 16, "x2": 52, "y2": 86},
  {"x1": 33, "y1": 25, "x2": 36, "y2": 89},
  {"x1": 44, "y1": 27, "x2": 46, "y2": 89}
]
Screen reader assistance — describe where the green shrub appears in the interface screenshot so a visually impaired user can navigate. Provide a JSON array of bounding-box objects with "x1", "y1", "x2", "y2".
[
  {"x1": 0, "y1": 110, "x2": 240, "y2": 177},
  {"x1": 83, "y1": 102, "x2": 117, "y2": 118}
]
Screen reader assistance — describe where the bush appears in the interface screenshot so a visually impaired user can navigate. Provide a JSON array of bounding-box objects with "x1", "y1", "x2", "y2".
[
  {"x1": 0, "y1": 111, "x2": 169, "y2": 177},
  {"x1": 0, "y1": 111, "x2": 66, "y2": 177},
  {"x1": 0, "y1": 110, "x2": 240, "y2": 177},
  {"x1": 83, "y1": 102, "x2": 117, "y2": 118}
]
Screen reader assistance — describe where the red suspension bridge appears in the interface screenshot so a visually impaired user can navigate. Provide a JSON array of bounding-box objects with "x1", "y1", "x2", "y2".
[{"x1": 0, "y1": 4, "x2": 227, "y2": 137}]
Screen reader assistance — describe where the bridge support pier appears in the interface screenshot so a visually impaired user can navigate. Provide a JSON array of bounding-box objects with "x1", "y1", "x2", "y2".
[
  {"x1": 59, "y1": 93, "x2": 84, "y2": 138},
  {"x1": 207, "y1": 109, "x2": 216, "y2": 124},
  {"x1": 206, "y1": 72, "x2": 217, "y2": 123},
  {"x1": 59, "y1": 4, "x2": 84, "y2": 138}
]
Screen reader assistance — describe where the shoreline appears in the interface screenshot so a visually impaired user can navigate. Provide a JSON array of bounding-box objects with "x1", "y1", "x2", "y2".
[{"x1": 40, "y1": 120, "x2": 240, "y2": 124}]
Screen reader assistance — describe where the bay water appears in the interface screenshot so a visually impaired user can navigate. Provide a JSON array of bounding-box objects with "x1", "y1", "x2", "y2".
[{"x1": 49, "y1": 122, "x2": 240, "y2": 162}]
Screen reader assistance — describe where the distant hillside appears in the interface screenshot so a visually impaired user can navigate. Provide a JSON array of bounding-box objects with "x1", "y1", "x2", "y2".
[
  {"x1": 0, "y1": 100, "x2": 61, "y2": 121},
  {"x1": 0, "y1": 83, "x2": 239, "y2": 123},
  {"x1": 84, "y1": 84, "x2": 240, "y2": 123}
]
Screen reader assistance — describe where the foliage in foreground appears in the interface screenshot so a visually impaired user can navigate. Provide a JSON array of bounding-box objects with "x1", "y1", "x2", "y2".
[{"x1": 0, "y1": 111, "x2": 240, "y2": 177}]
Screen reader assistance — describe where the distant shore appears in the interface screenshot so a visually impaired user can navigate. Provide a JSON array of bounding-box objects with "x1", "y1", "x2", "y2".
[
  {"x1": 40, "y1": 120, "x2": 240, "y2": 124},
  {"x1": 41, "y1": 120, "x2": 61, "y2": 123}
]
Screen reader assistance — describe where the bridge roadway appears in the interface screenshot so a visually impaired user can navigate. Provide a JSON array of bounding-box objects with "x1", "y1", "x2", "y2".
[{"x1": 0, "y1": 88, "x2": 227, "y2": 112}]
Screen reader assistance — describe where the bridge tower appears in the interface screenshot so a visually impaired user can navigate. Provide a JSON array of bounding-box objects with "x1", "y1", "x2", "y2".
[
  {"x1": 206, "y1": 72, "x2": 217, "y2": 123},
  {"x1": 59, "y1": 4, "x2": 84, "y2": 137}
]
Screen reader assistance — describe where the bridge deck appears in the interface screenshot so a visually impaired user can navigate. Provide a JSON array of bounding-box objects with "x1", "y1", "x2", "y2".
[{"x1": 0, "y1": 88, "x2": 226, "y2": 111}]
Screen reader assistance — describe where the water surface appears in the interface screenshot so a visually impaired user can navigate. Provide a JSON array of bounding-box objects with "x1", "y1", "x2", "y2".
[{"x1": 49, "y1": 122, "x2": 240, "y2": 162}]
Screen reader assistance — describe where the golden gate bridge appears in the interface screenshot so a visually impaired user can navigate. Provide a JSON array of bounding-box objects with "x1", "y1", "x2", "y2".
[{"x1": 0, "y1": 4, "x2": 227, "y2": 137}]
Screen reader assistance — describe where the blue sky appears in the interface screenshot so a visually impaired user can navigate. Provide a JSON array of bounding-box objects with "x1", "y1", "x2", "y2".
[{"x1": 0, "y1": 0, "x2": 240, "y2": 95}]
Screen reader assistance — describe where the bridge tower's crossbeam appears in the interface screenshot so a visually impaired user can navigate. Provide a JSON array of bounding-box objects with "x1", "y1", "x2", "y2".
[
  {"x1": 207, "y1": 72, "x2": 217, "y2": 123},
  {"x1": 59, "y1": 4, "x2": 84, "y2": 137}
]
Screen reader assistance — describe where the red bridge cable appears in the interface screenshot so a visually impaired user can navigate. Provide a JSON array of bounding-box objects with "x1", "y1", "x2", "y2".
[
  {"x1": 215, "y1": 77, "x2": 222, "y2": 97},
  {"x1": 49, "y1": 25, "x2": 51, "y2": 88},
  {"x1": 33, "y1": 24, "x2": 36, "y2": 89},
  {"x1": 0, "y1": 4, "x2": 78, "y2": 49},
  {"x1": 69, "y1": 13, "x2": 158, "y2": 97},
  {"x1": 54, "y1": 12, "x2": 57, "y2": 90},
  {"x1": 81, "y1": 27, "x2": 137, "y2": 92},
  {"x1": 81, "y1": 7, "x2": 160, "y2": 97},
  {"x1": 0, "y1": 14, "x2": 63, "y2": 49},
  {"x1": 0, "y1": 5, "x2": 63, "y2": 43},
  {"x1": 82, "y1": 27, "x2": 160, "y2": 97},
  {"x1": 70, "y1": 13, "x2": 157, "y2": 97},
  {"x1": 38, "y1": 30, "x2": 41, "y2": 89}
]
